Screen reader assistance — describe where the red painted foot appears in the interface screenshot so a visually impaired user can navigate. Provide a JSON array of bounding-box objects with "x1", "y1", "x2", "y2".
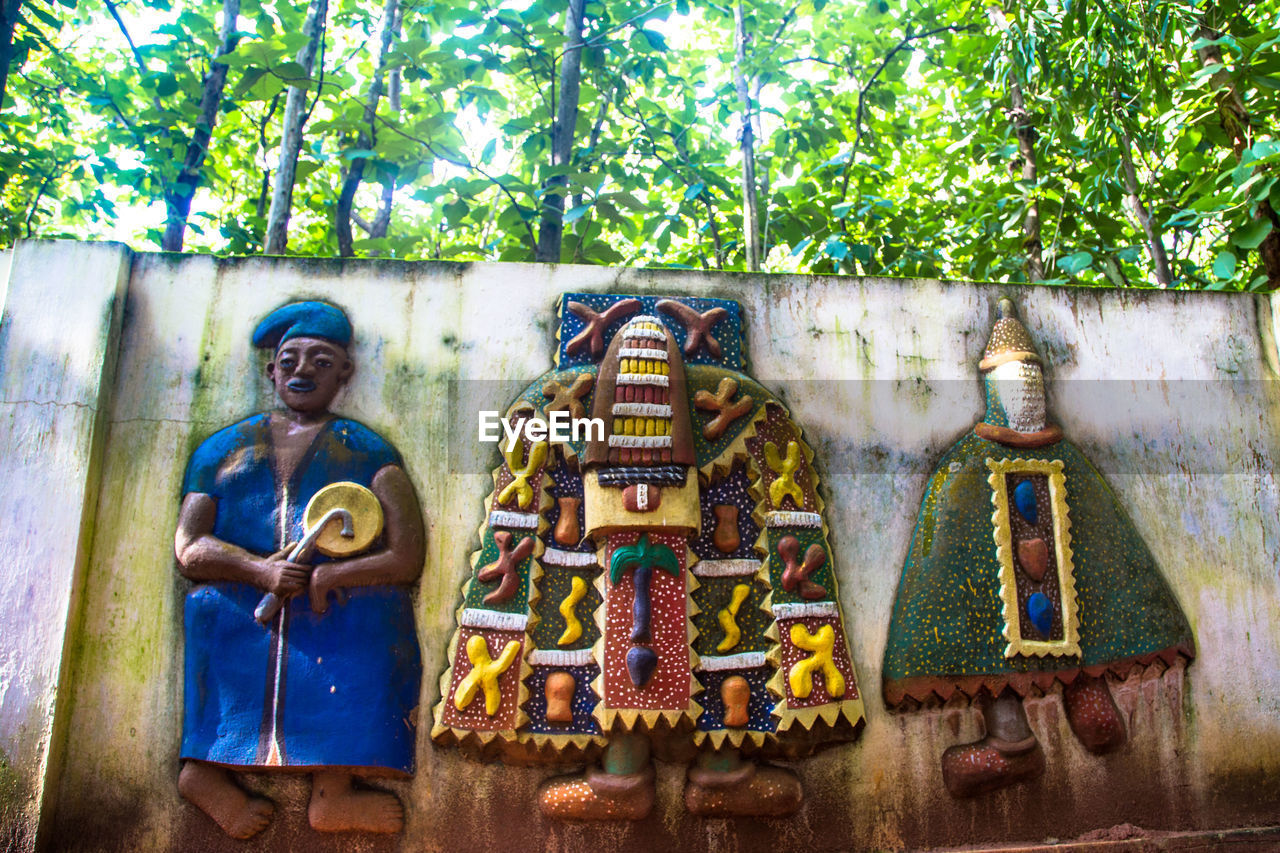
[{"x1": 1063, "y1": 674, "x2": 1127, "y2": 754}]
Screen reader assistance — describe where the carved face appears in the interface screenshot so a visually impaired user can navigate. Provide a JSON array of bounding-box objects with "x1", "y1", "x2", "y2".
[
  {"x1": 267, "y1": 336, "x2": 353, "y2": 415},
  {"x1": 989, "y1": 359, "x2": 1046, "y2": 432}
]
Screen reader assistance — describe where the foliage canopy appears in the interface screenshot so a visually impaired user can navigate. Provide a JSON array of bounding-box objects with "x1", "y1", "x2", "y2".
[{"x1": 0, "y1": 0, "x2": 1277, "y2": 289}]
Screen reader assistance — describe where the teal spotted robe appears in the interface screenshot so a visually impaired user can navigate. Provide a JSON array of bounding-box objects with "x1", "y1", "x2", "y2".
[{"x1": 883, "y1": 382, "x2": 1194, "y2": 706}]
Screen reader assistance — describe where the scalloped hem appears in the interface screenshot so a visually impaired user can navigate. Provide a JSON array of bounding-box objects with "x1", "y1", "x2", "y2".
[{"x1": 882, "y1": 644, "x2": 1194, "y2": 708}]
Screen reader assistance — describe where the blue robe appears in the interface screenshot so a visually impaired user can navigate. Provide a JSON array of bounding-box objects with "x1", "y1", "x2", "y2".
[{"x1": 180, "y1": 414, "x2": 420, "y2": 773}]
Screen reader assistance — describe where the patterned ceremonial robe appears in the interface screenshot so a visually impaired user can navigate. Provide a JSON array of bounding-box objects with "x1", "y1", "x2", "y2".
[
  {"x1": 883, "y1": 423, "x2": 1195, "y2": 707},
  {"x1": 433, "y1": 294, "x2": 864, "y2": 762},
  {"x1": 181, "y1": 415, "x2": 421, "y2": 772}
]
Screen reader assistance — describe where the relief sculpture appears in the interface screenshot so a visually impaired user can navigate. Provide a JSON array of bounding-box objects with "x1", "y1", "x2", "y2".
[
  {"x1": 883, "y1": 299, "x2": 1195, "y2": 797},
  {"x1": 433, "y1": 294, "x2": 864, "y2": 819},
  {"x1": 174, "y1": 301, "x2": 424, "y2": 837}
]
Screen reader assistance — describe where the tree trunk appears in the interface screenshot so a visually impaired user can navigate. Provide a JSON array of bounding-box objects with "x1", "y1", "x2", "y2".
[
  {"x1": 1117, "y1": 126, "x2": 1173, "y2": 288},
  {"x1": 369, "y1": 28, "x2": 402, "y2": 242},
  {"x1": 751, "y1": 74, "x2": 769, "y2": 266},
  {"x1": 264, "y1": 0, "x2": 328, "y2": 255},
  {"x1": 534, "y1": 0, "x2": 586, "y2": 264},
  {"x1": 1195, "y1": 19, "x2": 1280, "y2": 288},
  {"x1": 160, "y1": 0, "x2": 241, "y2": 252},
  {"x1": 1007, "y1": 79, "x2": 1043, "y2": 281},
  {"x1": 336, "y1": 0, "x2": 399, "y2": 257},
  {"x1": 733, "y1": 0, "x2": 760, "y2": 271},
  {"x1": 0, "y1": 0, "x2": 21, "y2": 112}
]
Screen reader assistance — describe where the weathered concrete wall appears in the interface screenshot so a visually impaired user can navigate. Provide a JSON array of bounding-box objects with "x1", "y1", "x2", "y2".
[
  {"x1": 0, "y1": 242, "x2": 130, "y2": 851},
  {"x1": 1, "y1": 241, "x2": 1277, "y2": 851}
]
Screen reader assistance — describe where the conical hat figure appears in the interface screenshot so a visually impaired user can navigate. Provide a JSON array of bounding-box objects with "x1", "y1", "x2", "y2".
[
  {"x1": 433, "y1": 294, "x2": 864, "y2": 819},
  {"x1": 882, "y1": 298, "x2": 1195, "y2": 797}
]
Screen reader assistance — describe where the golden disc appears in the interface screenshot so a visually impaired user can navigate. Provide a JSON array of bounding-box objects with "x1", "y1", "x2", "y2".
[{"x1": 302, "y1": 481, "x2": 384, "y2": 557}]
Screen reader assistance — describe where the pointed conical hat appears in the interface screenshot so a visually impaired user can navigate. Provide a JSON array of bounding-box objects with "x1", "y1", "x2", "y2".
[{"x1": 979, "y1": 298, "x2": 1042, "y2": 371}]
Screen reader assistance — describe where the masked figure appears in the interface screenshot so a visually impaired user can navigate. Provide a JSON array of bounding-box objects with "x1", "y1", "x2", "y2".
[
  {"x1": 883, "y1": 299, "x2": 1194, "y2": 797},
  {"x1": 433, "y1": 294, "x2": 863, "y2": 819},
  {"x1": 175, "y1": 301, "x2": 424, "y2": 837}
]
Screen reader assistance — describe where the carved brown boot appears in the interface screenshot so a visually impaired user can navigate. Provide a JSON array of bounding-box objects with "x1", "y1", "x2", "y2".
[
  {"x1": 941, "y1": 733, "x2": 1045, "y2": 798},
  {"x1": 1063, "y1": 674, "x2": 1127, "y2": 754},
  {"x1": 538, "y1": 765, "x2": 655, "y2": 820},
  {"x1": 941, "y1": 688, "x2": 1044, "y2": 798},
  {"x1": 684, "y1": 762, "x2": 803, "y2": 817}
]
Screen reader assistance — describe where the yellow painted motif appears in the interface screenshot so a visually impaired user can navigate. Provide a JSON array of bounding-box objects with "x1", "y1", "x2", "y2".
[
  {"x1": 764, "y1": 440, "x2": 805, "y2": 509},
  {"x1": 716, "y1": 583, "x2": 752, "y2": 652},
  {"x1": 788, "y1": 623, "x2": 845, "y2": 699},
  {"x1": 455, "y1": 634, "x2": 522, "y2": 716},
  {"x1": 497, "y1": 439, "x2": 548, "y2": 509},
  {"x1": 987, "y1": 457, "x2": 1080, "y2": 658},
  {"x1": 558, "y1": 576, "x2": 589, "y2": 646}
]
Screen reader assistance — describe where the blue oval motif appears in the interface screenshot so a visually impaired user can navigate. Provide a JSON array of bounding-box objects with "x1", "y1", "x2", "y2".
[
  {"x1": 1026, "y1": 592, "x2": 1053, "y2": 637},
  {"x1": 1014, "y1": 480, "x2": 1038, "y2": 525}
]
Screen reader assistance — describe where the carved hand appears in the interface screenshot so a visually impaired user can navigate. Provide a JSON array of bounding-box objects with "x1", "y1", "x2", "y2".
[
  {"x1": 308, "y1": 561, "x2": 340, "y2": 614},
  {"x1": 259, "y1": 545, "x2": 310, "y2": 597}
]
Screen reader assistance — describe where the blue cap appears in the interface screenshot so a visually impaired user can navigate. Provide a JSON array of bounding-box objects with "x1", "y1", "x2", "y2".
[{"x1": 251, "y1": 301, "x2": 353, "y2": 350}]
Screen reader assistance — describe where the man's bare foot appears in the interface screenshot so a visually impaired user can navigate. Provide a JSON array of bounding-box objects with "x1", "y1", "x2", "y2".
[
  {"x1": 178, "y1": 761, "x2": 274, "y2": 839},
  {"x1": 308, "y1": 770, "x2": 404, "y2": 834}
]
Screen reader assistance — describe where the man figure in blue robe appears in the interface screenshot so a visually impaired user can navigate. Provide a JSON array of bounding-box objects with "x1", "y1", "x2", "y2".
[{"x1": 174, "y1": 301, "x2": 424, "y2": 838}]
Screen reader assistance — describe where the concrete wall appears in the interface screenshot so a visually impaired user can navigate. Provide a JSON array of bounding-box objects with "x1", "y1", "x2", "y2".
[
  {"x1": 1, "y1": 241, "x2": 1278, "y2": 851},
  {"x1": 0, "y1": 242, "x2": 130, "y2": 851}
]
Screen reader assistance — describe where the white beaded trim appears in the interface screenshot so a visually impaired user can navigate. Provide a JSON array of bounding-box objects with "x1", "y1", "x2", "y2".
[
  {"x1": 765, "y1": 511, "x2": 822, "y2": 528},
  {"x1": 489, "y1": 510, "x2": 540, "y2": 529},
  {"x1": 696, "y1": 652, "x2": 768, "y2": 671},
  {"x1": 690, "y1": 560, "x2": 761, "y2": 578},
  {"x1": 540, "y1": 548, "x2": 598, "y2": 568},
  {"x1": 771, "y1": 601, "x2": 837, "y2": 620},
  {"x1": 459, "y1": 608, "x2": 529, "y2": 631},
  {"x1": 611, "y1": 402, "x2": 673, "y2": 418},
  {"x1": 623, "y1": 327, "x2": 667, "y2": 343},
  {"x1": 607, "y1": 434, "x2": 672, "y2": 449},
  {"x1": 528, "y1": 648, "x2": 595, "y2": 667}
]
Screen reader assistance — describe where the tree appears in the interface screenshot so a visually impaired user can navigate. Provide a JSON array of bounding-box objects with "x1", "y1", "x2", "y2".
[
  {"x1": 264, "y1": 0, "x2": 327, "y2": 255},
  {"x1": 0, "y1": 0, "x2": 22, "y2": 112},
  {"x1": 2, "y1": 0, "x2": 1278, "y2": 292},
  {"x1": 161, "y1": 0, "x2": 241, "y2": 251},
  {"x1": 335, "y1": 0, "x2": 397, "y2": 258},
  {"x1": 534, "y1": 0, "x2": 586, "y2": 263}
]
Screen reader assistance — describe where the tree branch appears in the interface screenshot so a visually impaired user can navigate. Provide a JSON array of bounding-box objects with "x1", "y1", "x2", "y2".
[
  {"x1": 838, "y1": 24, "x2": 975, "y2": 203},
  {"x1": 564, "y1": 1, "x2": 673, "y2": 55}
]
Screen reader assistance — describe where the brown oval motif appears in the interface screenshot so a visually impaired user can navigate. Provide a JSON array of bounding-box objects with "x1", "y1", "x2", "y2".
[{"x1": 1017, "y1": 537, "x2": 1049, "y2": 582}]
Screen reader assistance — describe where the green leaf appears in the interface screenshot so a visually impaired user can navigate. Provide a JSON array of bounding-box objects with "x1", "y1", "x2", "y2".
[
  {"x1": 1057, "y1": 252, "x2": 1093, "y2": 274},
  {"x1": 275, "y1": 62, "x2": 308, "y2": 84},
  {"x1": 1231, "y1": 219, "x2": 1273, "y2": 250},
  {"x1": 233, "y1": 67, "x2": 268, "y2": 97},
  {"x1": 822, "y1": 236, "x2": 849, "y2": 261},
  {"x1": 294, "y1": 160, "x2": 322, "y2": 183},
  {"x1": 683, "y1": 182, "x2": 705, "y2": 201},
  {"x1": 562, "y1": 203, "x2": 592, "y2": 223},
  {"x1": 1213, "y1": 250, "x2": 1238, "y2": 280}
]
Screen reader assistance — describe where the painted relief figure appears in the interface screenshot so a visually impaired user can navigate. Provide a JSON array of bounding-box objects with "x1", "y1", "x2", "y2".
[
  {"x1": 433, "y1": 294, "x2": 864, "y2": 819},
  {"x1": 883, "y1": 299, "x2": 1194, "y2": 797},
  {"x1": 175, "y1": 302, "x2": 424, "y2": 837}
]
